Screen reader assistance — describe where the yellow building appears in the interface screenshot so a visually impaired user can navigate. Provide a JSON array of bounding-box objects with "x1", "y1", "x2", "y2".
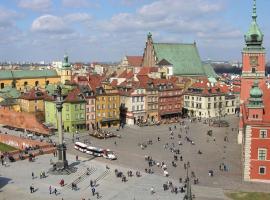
[
  {"x1": 0, "y1": 69, "x2": 60, "y2": 91},
  {"x1": 95, "y1": 85, "x2": 120, "y2": 128},
  {"x1": 19, "y1": 88, "x2": 48, "y2": 113}
]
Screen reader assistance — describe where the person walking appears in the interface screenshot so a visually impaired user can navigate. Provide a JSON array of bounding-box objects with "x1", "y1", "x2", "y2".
[
  {"x1": 92, "y1": 187, "x2": 95, "y2": 196},
  {"x1": 49, "y1": 185, "x2": 52, "y2": 194},
  {"x1": 32, "y1": 172, "x2": 34, "y2": 179},
  {"x1": 54, "y1": 188, "x2": 57, "y2": 195}
]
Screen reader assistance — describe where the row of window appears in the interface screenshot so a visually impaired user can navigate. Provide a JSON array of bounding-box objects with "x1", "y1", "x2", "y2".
[
  {"x1": 96, "y1": 111, "x2": 117, "y2": 118},
  {"x1": 160, "y1": 91, "x2": 181, "y2": 96},
  {"x1": 66, "y1": 113, "x2": 84, "y2": 120},
  {"x1": 148, "y1": 97, "x2": 158, "y2": 102},
  {"x1": 148, "y1": 104, "x2": 158, "y2": 110},
  {"x1": 132, "y1": 96, "x2": 144, "y2": 103},
  {"x1": 132, "y1": 105, "x2": 144, "y2": 111},
  {"x1": 96, "y1": 96, "x2": 117, "y2": 101},
  {"x1": 86, "y1": 114, "x2": 95, "y2": 120},
  {"x1": 160, "y1": 97, "x2": 181, "y2": 102},
  {"x1": 96, "y1": 104, "x2": 117, "y2": 110},
  {"x1": 66, "y1": 104, "x2": 84, "y2": 111},
  {"x1": 160, "y1": 104, "x2": 181, "y2": 110},
  {"x1": 185, "y1": 96, "x2": 225, "y2": 101}
]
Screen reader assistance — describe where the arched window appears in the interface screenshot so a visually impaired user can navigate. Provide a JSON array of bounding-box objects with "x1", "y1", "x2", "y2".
[
  {"x1": 24, "y1": 81, "x2": 28, "y2": 86},
  {"x1": 46, "y1": 80, "x2": 49, "y2": 85},
  {"x1": 0, "y1": 83, "x2": 4, "y2": 89},
  {"x1": 35, "y1": 81, "x2": 39, "y2": 86}
]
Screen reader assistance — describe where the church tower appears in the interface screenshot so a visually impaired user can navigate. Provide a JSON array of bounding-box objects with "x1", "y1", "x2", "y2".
[
  {"x1": 61, "y1": 54, "x2": 72, "y2": 84},
  {"x1": 240, "y1": 0, "x2": 266, "y2": 103},
  {"x1": 142, "y1": 32, "x2": 156, "y2": 67}
]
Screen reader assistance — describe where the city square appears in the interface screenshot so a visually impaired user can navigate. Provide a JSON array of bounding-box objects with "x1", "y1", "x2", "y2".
[{"x1": 1, "y1": 115, "x2": 269, "y2": 200}]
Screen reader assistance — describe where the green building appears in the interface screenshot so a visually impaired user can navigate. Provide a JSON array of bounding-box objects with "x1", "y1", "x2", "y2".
[{"x1": 45, "y1": 87, "x2": 86, "y2": 133}]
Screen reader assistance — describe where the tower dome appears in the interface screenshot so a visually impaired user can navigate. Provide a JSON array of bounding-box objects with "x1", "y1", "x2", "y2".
[
  {"x1": 244, "y1": 0, "x2": 264, "y2": 46},
  {"x1": 249, "y1": 79, "x2": 263, "y2": 107},
  {"x1": 62, "y1": 54, "x2": 71, "y2": 68}
]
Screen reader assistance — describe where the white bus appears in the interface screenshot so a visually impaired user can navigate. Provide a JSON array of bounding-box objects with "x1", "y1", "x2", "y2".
[
  {"x1": 86, "y1": 146, "x2": 104, "y2": 157},
  {"x1": 74, "y1": 142, "x2": 87, "y2": 153}
]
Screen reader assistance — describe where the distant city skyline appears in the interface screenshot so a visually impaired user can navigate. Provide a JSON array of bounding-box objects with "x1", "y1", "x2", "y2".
[{"x1": 0, "y1": 0, "x2": 270, "y2": 63}]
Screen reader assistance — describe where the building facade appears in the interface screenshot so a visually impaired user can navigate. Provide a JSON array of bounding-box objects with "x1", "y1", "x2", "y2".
[
  {"x1": 158, "y1": 83, "x2": 182, "y2": 120},
  {"x1": 239, "y1": 0, "x2": 270, "y2": 183},
  {"x1": 95, "y1": 87, "x2": 120, "y2": 128}
]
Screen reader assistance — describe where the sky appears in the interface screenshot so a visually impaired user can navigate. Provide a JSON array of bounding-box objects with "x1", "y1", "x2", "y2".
[{"x1": 0, "y1": 0, "x2": 270, "y2": 63}]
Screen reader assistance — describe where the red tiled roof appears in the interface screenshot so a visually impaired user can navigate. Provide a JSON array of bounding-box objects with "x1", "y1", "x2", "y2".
[
  {"x1": 88, "y1": 74, "x2": 106, "y2": 92},
  {"x1": 20, "y1": 88, "x2": 50, "y2": 101},
  {"x1": 118, "y1": 70, "x2": 134, "y2": 79},
  {"x1": 137, "y1": 67, "x2": 158, "y2": 76},
  {"x1": 126, "y1": 56, "x2": 143, "y2": 67},
  {"x1": 111, "y1": 79, "x2": 118, "y2": 87},
  {"x1": 64, "y1": 88, "x2": 85, "y2": 103}
]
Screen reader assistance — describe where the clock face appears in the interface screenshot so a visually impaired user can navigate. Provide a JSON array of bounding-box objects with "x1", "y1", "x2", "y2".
[{"x1": 250, "y1": 56, "x2": 258, "y2": 66}]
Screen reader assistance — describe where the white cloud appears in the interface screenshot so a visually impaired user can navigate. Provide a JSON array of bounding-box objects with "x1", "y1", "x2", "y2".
[
  {"x1": 64, "y1": 13, "x2": 92, "y2": 23},
  {"x1": 0, "y1": 7, "x2": 19, "y2": 30},
  {"x1": 62, "y1": 0, "x2": 99, "y2": 8},
  {"x1": 18, "y1": 0, "x2": 52, "y2": 12},
  {"x1": 31, "y1": 15, "x2": 72, "y2": 33}
]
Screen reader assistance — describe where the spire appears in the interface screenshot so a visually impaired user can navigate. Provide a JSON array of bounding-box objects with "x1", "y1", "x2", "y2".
[
  {"x1": 244, "y1": 0, "x2": 264, "y2": 47},
  {"x1": 252, "y1": 0, "x2": 257, "y2": 21},
  {"x1": 62, "y1": 53, "x2": 71, "y2": 68},
  {"x1": 147, "y1": 32, "x2": 152, "y2": 39}
]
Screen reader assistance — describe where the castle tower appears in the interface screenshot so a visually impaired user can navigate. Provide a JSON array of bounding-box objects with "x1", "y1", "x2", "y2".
[{"x1": 240, "y1": 0, "x2": 266, "y2": 103}]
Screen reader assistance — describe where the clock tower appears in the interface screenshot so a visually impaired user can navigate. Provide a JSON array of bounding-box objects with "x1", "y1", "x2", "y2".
[{"x1": 240, "y1": 0, "x2": 266, "y2": 103}]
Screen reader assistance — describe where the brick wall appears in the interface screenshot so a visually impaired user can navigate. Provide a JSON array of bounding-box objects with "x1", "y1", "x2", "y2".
[{"x1": 0, "y1": 107, "x2": 50, "y2": 135}]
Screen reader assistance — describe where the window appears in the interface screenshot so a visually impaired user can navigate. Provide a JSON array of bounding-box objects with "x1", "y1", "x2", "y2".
[
  {"x1": 66, "y1": 114, "x2": 70, "y2": 120},
  {"x1": 258, "y1": 149, "x2": 267, "y2": 160},
  {"x1": 80, "y1": 104, "x2": 84, "y2": 110},
  {"x1": 1, "y1": 83, "x2": 5, "y2": 89},
  {"x1": 97, "y1": 105, "x2": 100, "y2": 110},
  {"x1": 75, "y1": 114, "x2": 79, "y2": 120},
  {"x1": 132, "y1": 106, "x2": 135, "y2": 111},
  {"x1": 35, "y1": 81, "x2": 39, "y2": 86},
  {"x1": 80, "y1": 113, "x2": 84, "y2": 119},
  {"x1": 208, "y1": 97, "x2": 210, "y2": 101},
  {"x1": 137, "y1": 105, "x2": 139, "y2": 111},
  {"x1": 91, "y1": 114, "x2": 94, "y2": 120},
  {"x1": 259, "y1": 166, "x2": 266, "y2": 175},
  {"x1": 102, "y1": 104, "x2": 105, "y2": 109},
  {"x1": 260, "y1": 130, "x2": 267, "y2": 138},
  {"x1": 102, "y1": 97, "x2": 105, "y2": 101},
  {"x1": 108, "y1": 104, "x2": 111, "y2": 109},
  {"x1": 91, "y1": 107, "x2": 95, "y2": 112},
  {"x1": 108, "y1": 97, "x2": 111, "y2": 101},
  {"x1": 137, "y1": 97, "x2": 139, "y2": 102},
  {"x1": 208, "y1": 103, "x2": 211, "y2": 109},
  {"x1": 75, "y1": 105, "x2": 78, "y2": 111},
  {"x1": 141, "y1": 96, "x2": 143, "y2": 102},
  {"x1": 66, "y1": 105, "x2": 69, "y2": 111},
  {"x1": 141, "y1": 105, "x2": 143, "y2": 110},
  {"x1": 97, "y1": 113, "x2": 101, "y2": 117},
  {"x1": 132, "y1": 97, "x2": 135, "y2": 103},
  {"x1": 91, "y1": 99, "x2": 94, "y2": 104},
  {"x1": 102, "y1": 113, "x2": 105, "y2": 117},
  {"x1": 86, "y1": 115, "x2": 89, "y2": 120}
]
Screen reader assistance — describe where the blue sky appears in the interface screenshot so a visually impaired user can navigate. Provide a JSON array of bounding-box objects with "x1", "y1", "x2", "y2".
[{"x1": 0, "y1": 0, "x2": 269, "y2": 63}]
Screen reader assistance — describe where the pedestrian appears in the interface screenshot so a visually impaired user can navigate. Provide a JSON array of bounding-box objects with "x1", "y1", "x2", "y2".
[
  {"x1": 76, "y1": 155, "x2": 78, "y2": 161},
  {"x1": 32, "y1": 172, "x2": 34, "y2": 179},
  {"x1": 90, "y1": 180, "x2": 93, "y2": 187},
  {"x1": 49, "y1": 185, "x2": 52, "y2": 194},
  {"x1": 92, "y1": 187, "x2": 95, "y2": 196},
  {"x1": 150, "y1": 186, "x2": 155, "y2": 195},
  {"x1": 54, "y1": 188, "x2": 57, "y2": 195}
]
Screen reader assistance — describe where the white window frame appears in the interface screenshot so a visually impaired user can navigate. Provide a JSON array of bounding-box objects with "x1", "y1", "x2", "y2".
[
  {"x1": 259, "y1": 166, "x2": 266, "y2": 175},
  {"x1": 258, "y1": 148, "x2": 267, "y2": 160}
]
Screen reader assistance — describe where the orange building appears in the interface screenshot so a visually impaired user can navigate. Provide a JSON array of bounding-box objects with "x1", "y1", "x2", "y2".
[{"x1": 239, "y1": 0, "x2": 270, "y2": 183}]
